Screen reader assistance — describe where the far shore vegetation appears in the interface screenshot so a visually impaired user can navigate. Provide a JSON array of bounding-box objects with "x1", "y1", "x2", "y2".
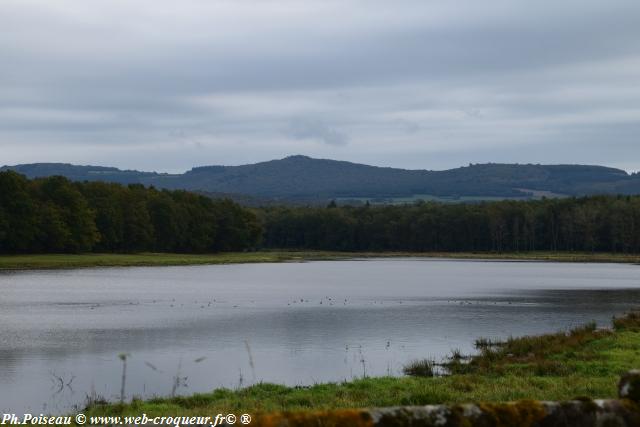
[
  {"x1": 83, "y1": 311, "x2": 640, "y2": 417},
  {"x1": 3, "y1": 171, "x2": 640, "y2": 257},
  {"x1": 1, "y1": 251, "x2": 640, "y2": 271}
]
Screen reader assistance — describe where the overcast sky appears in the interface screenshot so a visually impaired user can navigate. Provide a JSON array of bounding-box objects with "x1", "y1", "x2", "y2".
[{"x1": 2, "y1": 0, "x2": 640, "y2": 172}]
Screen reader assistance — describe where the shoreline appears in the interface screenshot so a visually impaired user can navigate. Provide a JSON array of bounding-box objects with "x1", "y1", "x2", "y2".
[{"x1": 1, "y1": 251, "x2": 640, "y2": 271}]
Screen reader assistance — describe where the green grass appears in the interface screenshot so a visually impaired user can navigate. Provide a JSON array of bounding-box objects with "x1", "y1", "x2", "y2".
[
  {"x1": 83, "y1": 312, "x2": 640, "y2": 417},
  {"x1": 0, "y1": 251, "x2": 343, "y2": 270},
  {"x1": 1, "y1": 250, "x2": 639, "y2": 271}
]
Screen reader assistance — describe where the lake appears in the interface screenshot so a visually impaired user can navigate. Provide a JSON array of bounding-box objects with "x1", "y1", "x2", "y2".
[{"x1": 1, "y1": 258, "x2": 639, "y2": 415}]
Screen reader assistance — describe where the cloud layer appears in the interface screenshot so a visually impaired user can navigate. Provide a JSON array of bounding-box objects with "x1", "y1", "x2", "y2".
[{"x1": 1, "y1": 0, "x2": 640, "y2": 172}]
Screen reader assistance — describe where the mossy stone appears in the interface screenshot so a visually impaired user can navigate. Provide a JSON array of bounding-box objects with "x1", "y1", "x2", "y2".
[{"x1": 618, "y1": 370, "x2": 640, "y2": 402}]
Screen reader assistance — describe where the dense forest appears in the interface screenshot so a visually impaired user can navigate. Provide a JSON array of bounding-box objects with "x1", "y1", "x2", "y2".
[
  {"x1": 0, "y1": 171, "x2": 261, "y2": 253},
  {"x1": 260, "y1": 197, "x2": 640, "y2": 253},
  {"x1": 2, "y1": 171, "x2": 640, "y2": 255}
]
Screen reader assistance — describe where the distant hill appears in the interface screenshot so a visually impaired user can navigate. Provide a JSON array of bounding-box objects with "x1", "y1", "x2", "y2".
[{"x1": 3, "y1": 155, "x2": 639, "y2": 205}]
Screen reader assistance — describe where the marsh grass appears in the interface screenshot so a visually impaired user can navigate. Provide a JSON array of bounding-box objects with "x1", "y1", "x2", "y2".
[
  {"x1": 468, "y1": 321, "x2": 605, "y2": 376},
  {"x1": 0, "y1": 252, "x2": 320, "y2": 270},
  {"x1": 474, "y1": 337, "x2": 502, "y2": 350},
  {"x1": 3, "y1": 251, "x2": 640, "y2": 271},
  {"x1": 402, "y1": 359, "x2": 435, "y2": 377},
  {"x1": 83, "y1": 311, "x2": 640, "y2": 417},
  {"x1": 118, "y1": 354, "x2": 128, "y2": 403},
  {"x1": 613, "y1": 311, "x2": 640, "y2": 331}
]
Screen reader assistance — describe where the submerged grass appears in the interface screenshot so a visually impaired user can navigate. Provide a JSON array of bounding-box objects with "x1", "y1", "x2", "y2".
[
  {"x1": 83, "y1": 311, "x2": 640, "y2": 417},
  {"x1": 402, "y1": 359, "x2": 436, "y2": 377},
  {"x1": 1, "y1": 250, "x2": 640, "y2": 271}
]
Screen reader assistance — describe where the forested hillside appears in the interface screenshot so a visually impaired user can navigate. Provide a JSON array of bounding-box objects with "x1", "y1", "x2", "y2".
[
  {"x1": 2, "y1": 171, "x2": 640, "y2": 255},
  {"x1": 0, "y1": 171, "x2": 261, "y2": 253},
  {"x1": 4, "y1": 156, "x2": 639, "y2": 203},
  {"x1": 260, "y1": 196, "x2": 640, "y2": 253}
]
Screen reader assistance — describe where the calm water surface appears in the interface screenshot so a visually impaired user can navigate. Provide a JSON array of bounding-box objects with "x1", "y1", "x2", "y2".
[{"x1": 1, "y1": 258, "x2": 640, "y2": 414}]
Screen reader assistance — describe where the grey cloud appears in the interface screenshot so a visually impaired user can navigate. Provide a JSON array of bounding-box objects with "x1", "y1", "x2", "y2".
[
  {"x1": 0, "y1": 0, "x2": 639, "y2": 171},
  {"x1": 285, "y1": 119, "x2": 348, "y2": 146}
]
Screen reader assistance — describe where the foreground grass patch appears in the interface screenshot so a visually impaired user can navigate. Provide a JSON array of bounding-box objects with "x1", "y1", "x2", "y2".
[{"x1": 84, "y1": 312, "x2": 640, "y2": 417}]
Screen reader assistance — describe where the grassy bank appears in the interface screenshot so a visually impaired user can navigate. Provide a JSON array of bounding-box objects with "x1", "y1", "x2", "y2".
[
  {"x1": 84, "y1": 312, "x2": 640, "y2": 417},
  {"x1": 1, "y1": 250, "x2": 640, "y2": 271},
  {"x1": 0, "y1": 252, "x2": 320, "y2": 270}
]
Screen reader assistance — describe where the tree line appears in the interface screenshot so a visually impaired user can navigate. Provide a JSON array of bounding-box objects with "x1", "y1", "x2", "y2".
[
  {"x1": 2, "y1": 170, "x2": 640, "y2": 255},
  {"x1": 0, "y1": 171, "x2": 261, "y2": 253},
  {"x1": 259, "y1": 196, "x2": 640, "y2": 253}
]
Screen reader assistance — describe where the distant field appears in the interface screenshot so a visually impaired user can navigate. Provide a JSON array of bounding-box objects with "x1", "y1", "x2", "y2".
[
  {"x1": 335, "y1": 191, "x2": 566, "y2": 205},
  {"x1": 0, "y1": 251, "x2": 639, "y2": 270}
]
